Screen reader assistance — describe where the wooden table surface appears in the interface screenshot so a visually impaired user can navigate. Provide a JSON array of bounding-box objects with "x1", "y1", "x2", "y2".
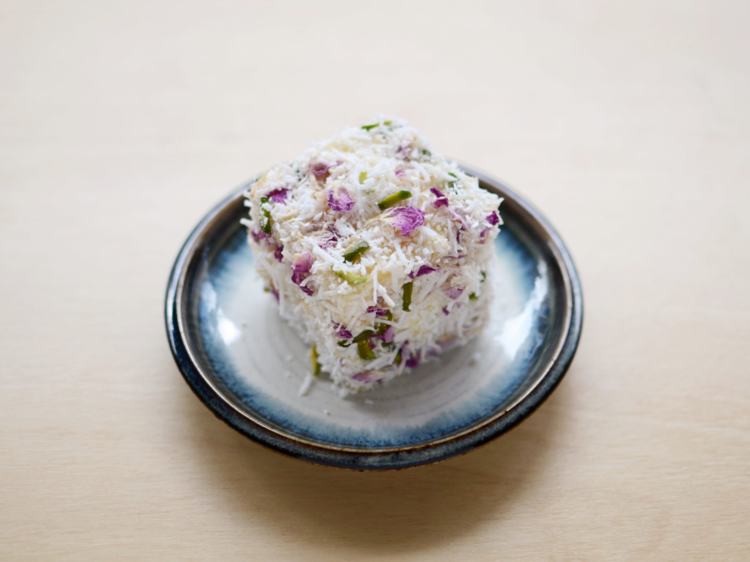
[{"x1": 2, "y1": 1, "x2": 749, "y2": 559}]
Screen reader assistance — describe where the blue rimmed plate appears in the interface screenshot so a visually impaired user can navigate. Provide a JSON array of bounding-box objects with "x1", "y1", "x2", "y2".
[{"x1": 165, "y1": 167, "x2": 583, "y2": 470}]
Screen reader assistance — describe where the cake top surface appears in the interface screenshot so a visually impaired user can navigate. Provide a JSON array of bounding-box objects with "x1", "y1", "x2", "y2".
[{"x1": 244, "y1": 116, "x2": 502, "y2": 327}]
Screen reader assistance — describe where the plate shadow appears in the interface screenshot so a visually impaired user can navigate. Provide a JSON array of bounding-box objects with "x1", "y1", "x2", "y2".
[{"x1": 175, "y1": 359, "x2": 574, "y2": 555}]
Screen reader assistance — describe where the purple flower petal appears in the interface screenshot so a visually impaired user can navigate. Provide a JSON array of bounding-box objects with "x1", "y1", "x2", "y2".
[
  {"x1": 318, "y1": 231, "x2": 338, "y2": 250},
  {"x1": 327, "y1": 187, "x2": 354, "y2": 212},
  {"x1": 366, "y1": 306, "x2": 388, "y2": 317},
  {"x1": 291, "y1": 252, "x2": 314, "y2": 294},
  {"x1": 480, "y1": 227, "x2": 489, "y2": 239},
  {"x1": 409, "y1": 265, "x2": 438, "y2": 279},
  {"x1": 451, "y1": 209, "x2": 470, "y2": 231},
  {"x1": 381, "y1": 326, "x2": 394, "y2": 343},
  {"x1": 487, "y1": 211, "x2": 500, "y2": 226},
  {"x1": 335, "y1": 324, "x2": 353, "y2": 339},
  {"x1": 273, "y1": 245, "x2": 283, "y2": 262},
  {"x1": 250, "y1": 229, "x2": 270, "y2": 244},
  {"x1": 405, "y1": 354, "x2": 420, "y2": 369},
  {"x1": 386, "y1": 206, "x2": 424, "y2": 236},
  {"x1": 291, "y1": 252, "x2": 313, "y2": 275},
  {"x1": 445, "y1": 287, "x2": 464, "y2": 300},
  {"x1": 353, "y1": 371, "x2": 379, "y2": 383},
  {"x1": 442, "y1": 306, "x2": 450, "y2": 315},
  {"x1": 430, "y1": 187, "x2": 449, "y2": 208},
  {"x1": 310, "y1": 162, "x2": 331, "y2": 179},
  {"x1": 395, "y1": 168, "x2": 406, "y2": 178},
  {"x1": 266, "y1": 188, "x2": 289, "y2": 204}
]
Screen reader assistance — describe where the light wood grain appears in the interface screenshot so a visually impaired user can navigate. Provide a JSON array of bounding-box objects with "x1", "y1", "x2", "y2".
[{"x1": 2, "y1": 0, "x2": 749, "y2": 559}]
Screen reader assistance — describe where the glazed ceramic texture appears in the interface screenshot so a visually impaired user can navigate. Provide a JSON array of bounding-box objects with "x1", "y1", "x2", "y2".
[{"x1": 165, "y1": 168, "x2": 583, "y2": 469}]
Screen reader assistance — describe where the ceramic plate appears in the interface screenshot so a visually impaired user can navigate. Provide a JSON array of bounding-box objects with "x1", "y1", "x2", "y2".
[{"x1": 165, "y1": 167, "x2": 583, "y2": 470}]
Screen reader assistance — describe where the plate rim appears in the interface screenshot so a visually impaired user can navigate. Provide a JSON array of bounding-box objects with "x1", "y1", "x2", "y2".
[{"x1": 165, "y1": 166, "x2": 583, "y2": 469}]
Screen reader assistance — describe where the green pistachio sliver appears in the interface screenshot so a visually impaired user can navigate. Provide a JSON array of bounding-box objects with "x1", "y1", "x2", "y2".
[
  {"x1": 357, "y1": 339, "x2": 376, "y2": 360},
  {"x1": 259, "y1": 196, "x2": 272, "y2": 234},
  {"x1": 311, "y1": 345, "x2": 321, "y2": 377},
  {"x1": 402, "y1": 281, "x2": 413, "y2": 312},
  {"x1": 343, "y1": 242, "x2": 370, "y2": 262},
  {"x1": 448, "y1": 172, "x2": 458, "y2": 179},
  {"x1": 469, "y1": 292, "x2": 478, "y2": 301},
  {"x1": 352, "y1": 330, "x2": 374, "y2": 343},
  {"x1": 362, "y1": 120, "x2": 391, "y2": 131},
  {"x1": 378, "y1": 190, "x2": 412, "y2": 211},
  {"x1": 480, "y1": 271, "x2": 486, "y2": 283},
  {"x1": 394, "y1": 350, "x2": 402, "y2": 365},
  {"x1": 375, "y1": 322, "x2": 389, "y2": 336},
  {"x1": 337, "y1": 340, "x2": 352, "y2": 348},
  {"x1": 384, "y1": 310, "x2": 393, "y2": 321},
  {"x1": 333, "y1": 268, "x2": 368, "y2": 285},
  {"x1": 422, "y1": 149, "x2": 432, "y2": 158},
  {"x1": 359, "y1": 171, "x2": 368, "y2": 184}
]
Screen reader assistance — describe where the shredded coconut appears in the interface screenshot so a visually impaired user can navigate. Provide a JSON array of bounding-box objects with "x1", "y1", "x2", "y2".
[{"x1": 244, "y1": 116, "x2": 503, "y2": 394}]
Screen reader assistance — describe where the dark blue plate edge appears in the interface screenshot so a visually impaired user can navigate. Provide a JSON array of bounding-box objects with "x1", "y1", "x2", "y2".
[{"x1": 165, "y1": 171, "x2": 583, "y2": 471}]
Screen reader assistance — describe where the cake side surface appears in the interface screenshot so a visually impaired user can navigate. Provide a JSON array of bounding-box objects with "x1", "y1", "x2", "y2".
[{"x1": 242, "y1": 117, "x2": 503, "y2": 394}]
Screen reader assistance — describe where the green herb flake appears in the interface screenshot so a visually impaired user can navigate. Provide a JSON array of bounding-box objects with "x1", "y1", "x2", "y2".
[
  {"x1": 352, "y1": 330, "x2": 375, "y2": 343},
  {"x1": 343, "y1": 242, "x2": 370, "y2": 263},
  {"x1": 362, "y1": 120, "x2": 391, "y2": 131},
  {"x1": 448, "y1": 172, "x2": 458, "y2": 179},
  {"x1": 422, "y1": 149, "x2": 432, "y2": 158},
  {"x1": 357, "y1": 339, "x2": 376, "y2": 361},
  {"x1": 394, "y1": 350, "x2": 402, "y2": 365},
  {"x1": 402, "y1": 281, "x2": 414, "y2": 312},
  {"x1": 359, "y1": 171, "x2": 368, "y2": 184},
  {"x1": 311, "y1": 345, "x2": 321, "y2": 376},
  {"x1": 378, "y1": 190, "x2": 412, "y2": 211},
  {"x1": 259, "y1": 196, "x2": 273, "y2": 234},
  {"x1": 333, "y1": 269, "x2": 368, "y2": 285},
  {"x1": 480, "y1": 271, "x2": 486, "y2": 283},
  {"x1": 469, "y1": 292, "x2": 478, "y2": 301}
]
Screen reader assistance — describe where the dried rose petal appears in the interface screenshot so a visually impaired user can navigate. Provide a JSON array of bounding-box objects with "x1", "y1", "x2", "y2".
[
  {"x1": 291, "y1": 252, "x2": 314, "y2": 294},
  {"x1": 310, "y1": 162, "x2": 331, "y2": 179},
  {"x1": 405, "y1": 354, "x2": 420, "y2": 369},
  {"x1": 442, "y1": 306, "x2": 450, "y2": 315},
  {"x1": 409, "y1": 265, "x2": 438, "y2": 279},
  {"x1": 430, "y1": 187, "x2": 449, "y2": 208},
  {"x1": 327, "y1": 187, "x2": 354, "y2": 212},
  {"x1": 291, "y1": 252, "x2": 313, "y2": 275},
  {"x1": 366, "y1": 306, "x2": 388, "y2": 317},
  {"x1": 449, "y1": 208, "x2": 469, "y2": 230},
  {"x1": 318, "y1": 231, "x2": 338, "y2": 250},
  {"x1": 396, "y1": 144, "x2": 412, "y2": 159},
  {"x1": 386, "y1": 206, "x2": 424, "y2": 236},
  {"x1": 266, "y1": 188, "x2": 289, "y2": 204},
  {"x1": 273, "y1": 245, "x2": 283, "y2": 262},
  {"x1": 270, "y1": 287, "x2": 279, "y2": 302},
  {"x1": 335, "y1": 324, "x2": 353, "y2": 339},
  {"x1": 395, "y1": 168, "x2": 406, "y2": 178},
  {"x1": 487, "y1": 211, "x2": 500, "y2": 226},
  {"x1": 353, "y1": 372, "x2": 378, "y2": 383},
  {"x1": 250, "y1": 229, "x2": 269, "y2": 244},
  {"x1": 480, "y1": 228, "x2": 489, "y2": 239},
  {"x1": 381, "y1": 326, "x2": 394, "y2": 343},
  {"x1": 445, "y1": 287, "x2": 464, "y2": 300}
]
